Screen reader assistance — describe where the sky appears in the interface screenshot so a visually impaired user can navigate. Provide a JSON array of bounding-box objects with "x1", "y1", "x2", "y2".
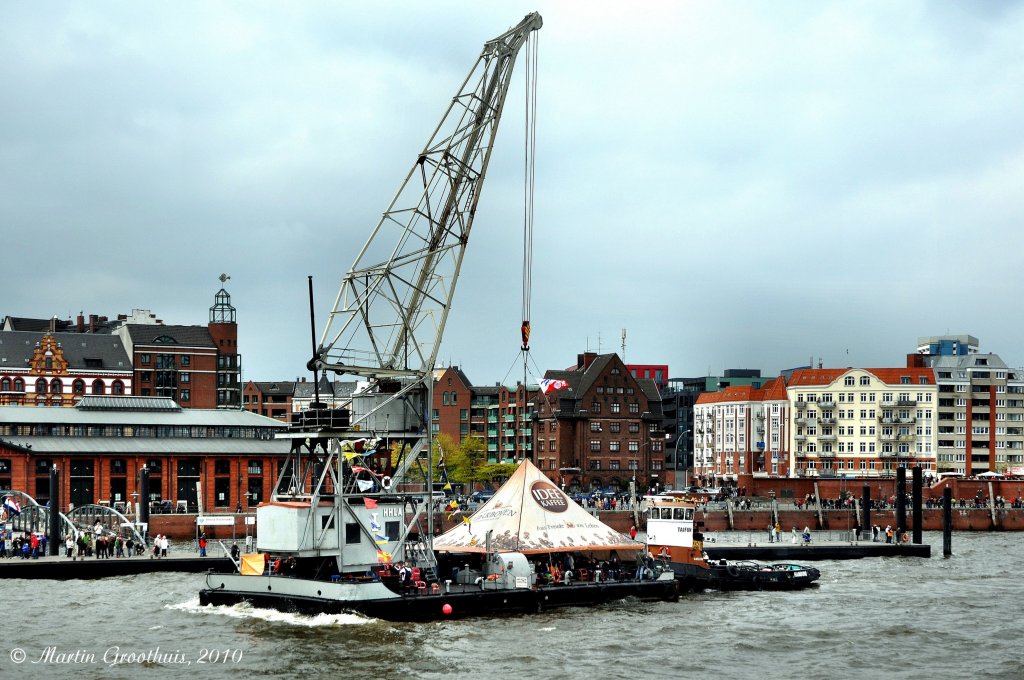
[{"x1": 3, "y1": 1, "x2": 1024, "y2": 386}]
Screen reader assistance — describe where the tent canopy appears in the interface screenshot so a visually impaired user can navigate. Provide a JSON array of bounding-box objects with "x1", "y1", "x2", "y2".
[{"x1": 433, "y1": 459, "x2": 644, "y2": 555}]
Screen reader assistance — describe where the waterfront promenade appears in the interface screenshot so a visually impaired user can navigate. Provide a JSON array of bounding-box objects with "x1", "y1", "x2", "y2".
[{"x1": 0, "y1": 551, "x2": 233, "y2": 579}]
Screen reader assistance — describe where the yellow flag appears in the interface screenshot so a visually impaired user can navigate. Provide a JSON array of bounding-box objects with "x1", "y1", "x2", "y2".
[
  {"x1": 343, "y1": 450, "x2": 360, "y2": 461},
  {"x1": 240, "y1": 553, "x2": 266, "y2": 576}
]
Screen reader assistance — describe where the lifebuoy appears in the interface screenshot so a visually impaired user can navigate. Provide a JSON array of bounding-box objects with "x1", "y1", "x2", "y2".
[
  {"x1": 902, "y1": 532, "x2": 909, "y2": 543},
  {"x1": 381, "y1": 476, "x2": 392, "y2": 490},
  {"x1": 726, "y1": 564, "x2": 739, "y2": 578}
]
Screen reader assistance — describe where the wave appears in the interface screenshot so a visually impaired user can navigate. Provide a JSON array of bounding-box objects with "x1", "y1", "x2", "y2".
[{"x1": 166, "y1": 597, "x2": 373, "y2": 627}]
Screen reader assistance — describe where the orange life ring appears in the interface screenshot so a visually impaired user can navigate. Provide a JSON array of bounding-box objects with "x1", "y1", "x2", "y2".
[{"x1": 902, "y1": 532, "x2": 909, "y2": 542}]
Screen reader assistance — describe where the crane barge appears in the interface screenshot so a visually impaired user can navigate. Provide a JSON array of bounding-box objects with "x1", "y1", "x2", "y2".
[{"x1": 199, "y1": 12, "x2": 678, "y2": 621}]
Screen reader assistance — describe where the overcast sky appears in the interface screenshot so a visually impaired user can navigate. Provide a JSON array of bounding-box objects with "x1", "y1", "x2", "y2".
[{"x1": 3, "y1": 1, "x2": 1024, "y2": 386}]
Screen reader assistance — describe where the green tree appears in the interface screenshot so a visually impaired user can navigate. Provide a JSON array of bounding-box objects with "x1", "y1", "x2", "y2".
[{"x1": 447, "y1": 436, "x2": 488, "y2": 487}]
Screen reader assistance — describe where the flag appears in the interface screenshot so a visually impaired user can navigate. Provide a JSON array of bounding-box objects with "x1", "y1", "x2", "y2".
[
  {"x1": 2, "y1": 497, "x2": 20, "y2": 517},
  {"x1": 343, "y1": 450, "x2": 361, "y2": 461},
  {"x1": 521, "y1": 320, "x2": 531, "y2": 350},
  {"x1": 539, "y1": 378, "x2": 569, "y2": 395},
  {"x1": 363, "y1": 497, "x2": 378, "y2": 509},
  {"x1": 356, "y1": 479, "x2": 374, "y2": 492},
  {"x1": 351, "y1": 466, "x2": 366, "y2": 473},
  {"x1": 376, "y1": 549, "x2": 392, "y2": 564},
  {"x1": 442, "y1": 482, "x2": 452, "y2": 491}
]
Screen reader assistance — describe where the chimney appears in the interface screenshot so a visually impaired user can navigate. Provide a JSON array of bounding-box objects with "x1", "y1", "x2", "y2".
[
  {"x1": 77, "y1": 313, "x2": 85, "y2": 333},
  {"x1": 89, "y1": 314, "x2": 97, "y2": 333},
  {"x1": 578, "y1": 352, "x2": 598, "y2": 371}
]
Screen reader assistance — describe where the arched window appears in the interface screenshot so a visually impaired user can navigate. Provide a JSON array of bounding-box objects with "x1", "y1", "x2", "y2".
[
  {"x1": 73, "y1": 379, "x2": 85, "y2": 395},
  {"x1": 50, "y1": 379, "x2": 63, "y2": 395},
  {"x1": 111, "y1": 380, "x2": 125, "y2": 395},
  {"x1": 13, "y1": 378, "x2": 24, "y2": 392},
  {"x1": 35, "y1": 378, "x2": 47, "y2": 394},
  {"x1": 1, "y1": 378, "x2": 10, "y2": 392},
  {"x1": 91, "y1": 379, "x2": 106, "y2": 395}
]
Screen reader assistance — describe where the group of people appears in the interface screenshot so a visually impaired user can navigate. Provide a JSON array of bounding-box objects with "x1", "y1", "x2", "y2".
[
  {"x1": 766, "y1": 522, "x2": 783, "y2": 542},
  {"x1": 0, "y1": 530, "x2": 47, "y2": 558},
  {"x1": 870, "y1": 524, "x2": 909, "y2": 544}
]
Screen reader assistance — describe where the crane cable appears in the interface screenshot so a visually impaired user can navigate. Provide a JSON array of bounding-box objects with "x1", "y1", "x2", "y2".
[{"x1": 521, "y1": 31, "x2": 538, "y2": 355}]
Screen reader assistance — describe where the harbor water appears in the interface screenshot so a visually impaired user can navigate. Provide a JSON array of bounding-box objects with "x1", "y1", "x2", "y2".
[{"x1": 1, "y1": 531, "x2": 1019, "y2": 680}]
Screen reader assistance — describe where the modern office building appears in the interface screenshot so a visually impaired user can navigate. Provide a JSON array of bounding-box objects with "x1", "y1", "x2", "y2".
[{"x1": 910, "y1": 335, "x2": 1024, "y2": 475}]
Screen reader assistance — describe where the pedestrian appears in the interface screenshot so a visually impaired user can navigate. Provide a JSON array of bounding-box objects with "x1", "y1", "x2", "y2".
[
  {"x1": 65, "y1": 533, "x2": 74, "y2": 558},
  {"x1": 230, "y1": 543, "x2": 240, "y2": 562},
  {"x1": 767, "y1": 522, "x2": 774, "y2": 543},
  {"x1": 802, "y1": 526, "x2": 812, "y2": 544},
  {"x1": 199, "y1": 533, "x2": 208, "y2": 557},
  {"x1": 885, "y1": 525, "x2": 893, "y2": 544},
  {"x1": 629, "y1": 525, "x2": 637, "y2": 540},
  {"x1": 773, "y1": 522, "x2": 781, "y2": 543},
  {"x1": 160, "y1": 534, "x2": 169, "y2": 558}
]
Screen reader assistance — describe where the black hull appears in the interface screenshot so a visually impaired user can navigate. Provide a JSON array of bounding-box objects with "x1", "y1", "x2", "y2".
[
  {"x1": 669, "y1": 561, "x2": 820, "y2": 592},
  {"x1": 198, "y1": 579, "x2": 679, "y2": 622}
]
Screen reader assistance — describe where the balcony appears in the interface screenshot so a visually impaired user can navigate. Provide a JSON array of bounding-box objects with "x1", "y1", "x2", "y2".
[
  {"x1": 818, "y1": 400, "x2": 836, "y2": 409},
  {"x1": 818, "y1": 434, "x2": 837, "y2": 442},
  {"x1": 756, "y1": 426, "x2": 765, "y2": 434},
  {"x1": 795, "y1": 417, "x2": 807, "y2": 425},
  {"x1": 896, "y1": 399, "x2": 917, "y2": 407},
  {"x1": 794, "y1": 434, "x2": 807, "y2": 442},
  {"x1": 487, "y1": 416, "x2": 498, "y2": 424},
  {"x1": 880, "y1": 434, "x2": 897, "y2": 441},
  {"x1": 819, "y1": 417, "x2": 836, "y2": 425},
  {"x1": 879, "y1": 416, "x2": 896, "y2": 424},
  {"x1": 503, "y1": 429, "x2": 515, "y2": 437},
  {"x1": 898, "y1": 434, "x2": 916, "y2": 442},
  {"x1": 795, "y1": 400, "x2": 807, "y2": 409},
  {"x1": 818, "y1": 451, "x2": 836, "y2": 458},
  {"x1": 899, "y1": 417, "x2": 916, "y2": 424},
  {"x1": 878, "y1": 451, "x2": 896, "y2": 458}
]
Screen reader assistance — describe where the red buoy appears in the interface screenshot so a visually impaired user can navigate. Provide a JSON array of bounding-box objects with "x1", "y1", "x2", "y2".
[{"x1": 442, "y1": 603, "x2": 453, "y2": 616}]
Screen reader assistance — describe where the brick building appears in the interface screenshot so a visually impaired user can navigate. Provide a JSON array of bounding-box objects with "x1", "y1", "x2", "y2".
[
  {"x1": 533, "y1": 352, "x2": 666, "y2": 493},
  {"x1": 0, "y1": 285, "x2": 242, "y2": 409},
  {"x1": 431, "y1": 366, "x2": 536, "y2": 462},
  {"x1": 0, "y1": 396, "x2": 286, "y2": 512}
]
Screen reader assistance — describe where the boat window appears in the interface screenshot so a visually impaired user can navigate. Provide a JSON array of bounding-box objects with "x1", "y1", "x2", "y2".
[
  {"x1": 685, "y1": 508, "x2": 694, "y2": 520},
  {"x1": 673, "y1": 508, "x2": 686, "y2": 520},
  {"x1": 345, "y1": 522, "x2": 361, "y2": 544},
  {"x1": 648, "y1": 509, "x2": 657, "y2": 520}
]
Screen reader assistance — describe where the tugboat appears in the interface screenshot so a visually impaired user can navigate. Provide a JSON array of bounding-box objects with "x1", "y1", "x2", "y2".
[{"x1": 644, "y1": 494, "x2": 820, "y2": 591}]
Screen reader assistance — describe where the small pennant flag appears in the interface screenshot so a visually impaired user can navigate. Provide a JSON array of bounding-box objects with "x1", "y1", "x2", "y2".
[
  {"x1": 363, "y1": 497, "x2": 378, "y2": 509},
  {"x1": 376, "y1": 549, "x2": 392, "y2": 564},
  {"x1": 343, "y1": 450, "x2": 361, "y2": 461},
  {"x1": 2, "y1": 497, "x2": 20, "y2": 517}
]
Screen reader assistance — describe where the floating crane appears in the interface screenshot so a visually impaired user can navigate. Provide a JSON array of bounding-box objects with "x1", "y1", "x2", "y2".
[{"x1": 273, "y1": 13, "x2": 543, "y2": 575}]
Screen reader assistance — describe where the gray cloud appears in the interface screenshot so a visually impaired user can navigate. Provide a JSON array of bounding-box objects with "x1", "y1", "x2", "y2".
[{"x1": 3, "y1": 1, "x2": 1023, "y2": 387}]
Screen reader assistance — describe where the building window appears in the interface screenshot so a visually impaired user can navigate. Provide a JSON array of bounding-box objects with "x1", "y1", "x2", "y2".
[
  {"x1": 181, "y1": 356, "x2": 191, "y2": 367},
  {"x1": 91, "y1": 379, "x2": 106, "y2": 395},
  {"x1": 629, "y1": 403, "x2": 639, "y2": 414},
  {"x1": 610, "y1": 402, "x2": 621, "y2": 414},
  {"x1": 590, "y1": 440, "x2": 601, "y2": 452},
  {"x1": 50, "y1": 379, "x2": 62, "y2": 395},
  {"x1": 180, "y1": 373, "x2": 190, "y2": 384},
  {"x1": 141, "y1": 354, "x2": 151, "y2": 365},
  {"x1": 442, "y1": 392, "x2": 450, "y2": 406},
  {"x1": 590, "y1": 401, "x2": 601, "y2": 414},
  {"x1": 590, "y1": 421, "x2": 602, "y2": 432},
  {"x1": 180, "y1": 390, "x2": 190, "y2": 402},
  {"x1": 609, "y1": 441, "x2": 621, "y2": 452}
]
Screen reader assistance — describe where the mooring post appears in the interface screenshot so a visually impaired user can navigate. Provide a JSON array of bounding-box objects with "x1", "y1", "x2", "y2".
[
  {"x1": 861, "y1": 484, "x2": 871, "y2": 540},
  {"x1": 48, "y1": 464, "x2": 61, "y2": 556},
  {"x1": 942, "y1": 486, "x2": 952, "y2": 557},
  {"x1": 895, "y1": 467, "x2": 907, "y2": 537},
  {"x1": 139, "y1": 465, "x2": 150, "y2": 543},
  {"x1": 912, "y1": 466, "x2": 923, "y2": 544}
]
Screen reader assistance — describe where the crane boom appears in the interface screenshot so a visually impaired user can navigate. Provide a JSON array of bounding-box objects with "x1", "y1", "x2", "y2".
[{"x1": 314, "y1": 12, "x2": 542, "y2": 380}]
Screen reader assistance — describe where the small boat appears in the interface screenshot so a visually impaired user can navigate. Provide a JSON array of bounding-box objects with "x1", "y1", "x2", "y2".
[{"x1": 645, "y1": 494, "x2": 820, "y2": 591}]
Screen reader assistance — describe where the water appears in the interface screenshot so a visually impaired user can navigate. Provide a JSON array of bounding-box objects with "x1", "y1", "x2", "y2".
[{"x1": 2, "y1": 532, "x2": 1019, "y2": 680}]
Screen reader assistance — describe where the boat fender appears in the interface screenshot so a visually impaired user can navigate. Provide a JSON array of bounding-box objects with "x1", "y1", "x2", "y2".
[
  {"x1": 381, "y1": 476, "x2": 392, "y2": 490},
  {"x1": 726, "y1": 564, "x2": 739, "y2": 578}
]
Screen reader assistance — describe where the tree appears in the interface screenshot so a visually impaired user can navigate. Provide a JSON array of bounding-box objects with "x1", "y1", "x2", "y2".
[{"x1": 447, "y1": 436, "x2": 488, "y2": 487}]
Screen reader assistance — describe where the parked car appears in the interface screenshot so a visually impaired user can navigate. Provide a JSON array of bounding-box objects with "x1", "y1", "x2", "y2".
[{"x1": 469, "y1": 489, "x2": 495, "y2": 504}]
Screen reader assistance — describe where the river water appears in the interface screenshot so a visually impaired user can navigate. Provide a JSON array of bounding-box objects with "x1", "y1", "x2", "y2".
[{"x1": 1, "y1": 531, "x2": 1019, "y2": 680}]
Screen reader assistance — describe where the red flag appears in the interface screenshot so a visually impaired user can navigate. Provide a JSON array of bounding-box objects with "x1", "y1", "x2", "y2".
[{"x1": 363, "y1": 497, "x2": 378, "y2": 509}]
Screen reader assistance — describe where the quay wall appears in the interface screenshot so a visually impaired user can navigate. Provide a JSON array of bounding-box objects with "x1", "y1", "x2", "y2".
[{"x1": 143, "y1": 503, "x2": 1024, "y2": 541}]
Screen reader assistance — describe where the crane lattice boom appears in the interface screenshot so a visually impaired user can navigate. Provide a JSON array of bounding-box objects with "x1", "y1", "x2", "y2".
[{"x1": 314, "y1": 12, "x2": 542, "y2": 380}]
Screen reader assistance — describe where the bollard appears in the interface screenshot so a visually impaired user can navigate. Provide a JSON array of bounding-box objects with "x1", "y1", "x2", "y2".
[
  {"x1": 861, "y1": 484, "x2": 871, "y2": 541},
  {"x1": 942, "y1": 487, "x2": 952, "y2": 557},
  {"x1": 912, "y1": 466, "x2": 923, "y2": 544},
  {"x1": 49, "y1": 465, "x2": 61, "y2": 556},
  {"x1": 895, "y1": 467, "x2": 907, "y2": 537}
]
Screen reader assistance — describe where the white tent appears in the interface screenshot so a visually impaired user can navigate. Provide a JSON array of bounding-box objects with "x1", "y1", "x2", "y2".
[{"x1": 433, "y1": 459, "x2": 643, "y2": 555}]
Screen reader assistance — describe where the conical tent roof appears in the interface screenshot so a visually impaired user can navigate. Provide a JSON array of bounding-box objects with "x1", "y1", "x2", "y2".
[{"x1": 433, "y1": 459, "x2": 644, "y2": 554}]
